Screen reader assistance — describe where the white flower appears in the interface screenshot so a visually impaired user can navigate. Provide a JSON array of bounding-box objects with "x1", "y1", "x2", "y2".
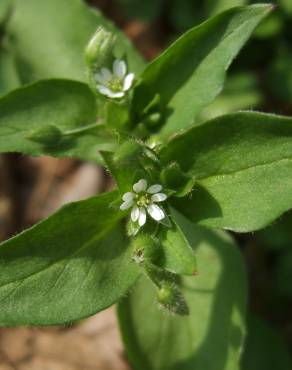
[
  {"x1": 120, "y1": 179, "x2": 167, "y2": 227},
  {"x1": 95, "y1": 59, "x2": 135, "y2": 99}
]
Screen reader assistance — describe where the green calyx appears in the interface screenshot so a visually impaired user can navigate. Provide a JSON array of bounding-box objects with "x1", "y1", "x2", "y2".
[{"x1": 131, "y1": 234, "x2": 159, "y2": 265}]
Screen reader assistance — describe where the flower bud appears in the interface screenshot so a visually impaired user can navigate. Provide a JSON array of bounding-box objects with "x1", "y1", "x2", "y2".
[
  {"x1": 143, "y1": 112, "x2": 162, "y2": 128},
  {"x1": 157, "y1": 282, "x2": 189, "y2": 316},
  {"x1": 142, "y1": 262, "x2": 189, "y2": 316},
  {"x1": 156, "y1": 284, "x2": 173, "y2": 304},
  {"x1": 27, "y1": 125, "x2": 63, "y2": 146},
  {"x1": 85, "y1": 27, "x2": 116, "y2": 70}
]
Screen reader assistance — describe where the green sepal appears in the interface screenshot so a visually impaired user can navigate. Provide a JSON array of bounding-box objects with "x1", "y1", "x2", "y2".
[{"x1": 131, "y1": 233, "x2": 160, "y2": 265}]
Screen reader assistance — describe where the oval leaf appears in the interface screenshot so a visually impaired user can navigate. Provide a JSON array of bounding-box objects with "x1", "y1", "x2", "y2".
[
  {"x1": 160, "y1": 112, "x2": 292, "y2": 232},
  {"x1": 0, "y1": 191, "x2": 139, "y2": 326},
  {"x1": 134, "y1": 4, "x2": 272, "y2": 138}
]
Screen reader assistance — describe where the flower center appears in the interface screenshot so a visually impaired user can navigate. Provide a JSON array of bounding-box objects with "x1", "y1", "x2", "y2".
[
  {"x1": 107, "y1": 77, "x2": 123, "y2": 92},
  {"x1": 136, "y1": 193, "x2": 151, "y2": 207}
]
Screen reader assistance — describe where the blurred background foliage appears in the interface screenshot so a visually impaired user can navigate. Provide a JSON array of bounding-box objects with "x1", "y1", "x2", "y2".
[{"x1": 0, "y1": 0, "x2": 292, "y2": 369}]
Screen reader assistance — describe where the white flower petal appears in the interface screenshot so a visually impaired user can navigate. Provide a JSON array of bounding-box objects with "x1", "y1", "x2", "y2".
[
  {"x1": 94, "y1": 72, "x2": 108, "y2": 84},
  {"x1": 138, "y1": 207, "x2": 147, "y2": 226},
  {"x1": 120, "y1": 200, "x2": 134, "y2": 210},
  {"x1": 98, "y1": 85, "x2": 124, "y2": 98},
  {"x1": 131, "y1": 206, "x2": 140, "y2": 222},
  {"x1": 147, "y1": 204, "x2": 165, "y2": 221},
  {"x1": 101, "y1": 67, "x2": 112, "y2": 81},
  {"x1": 147, "y1": 184, "x2": 162, "y2": 194},
  {"x1": 97, "y1": 85, "x2": 113, "y2": 96},
  {"x1": 151, "y1": 193, "x2": 167, "y2": 202},
  {"x1": 123, "y1": 73, "x2": 135, "y2": 91},
  {"x1": 107, "y1": 91, "x2": 125, "y2": 98},
  {"x1": 113, "y1": 59, "x2": 127, "y2": 78},
  {"x1": 133, "y1": 179, "x2": 147, "y2": 193},
  {"x1": 122, "y1": 192, "x2": 135, "y2": 201}
]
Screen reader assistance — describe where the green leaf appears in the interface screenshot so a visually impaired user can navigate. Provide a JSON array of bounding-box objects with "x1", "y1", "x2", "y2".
[
  {"x1": 0, "y1": 191, "x2": 139, "y2": 326},
  {"x1": 241, "y1": 315, "x2": 292, "y2": 370},
  {"x1": 0, "y1": 79, "x2": 117, "y2": 163},
  {"x1": 134, "y1": 4, "x2": 272, "y2": 138},
  {"x1": 118, "y1": 212, "x2": 247, "y2": 370},
  {"x1": 156, "y1": 208, "x2": 197, "y2": 275},
  {"x1": 6, "y1": 0, "x2": 145, "y2": 84},
  {"x1": 199, "y1": 72, "x2": 262, "y2": 122},
  {"x1": 160, "y1": 112, "x2": 292, "y2": 232}
]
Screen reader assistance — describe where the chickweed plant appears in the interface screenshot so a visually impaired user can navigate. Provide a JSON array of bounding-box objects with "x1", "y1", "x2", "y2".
[{"x1": 0, "y1": 1, "x2": 291, "y2": 369}]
